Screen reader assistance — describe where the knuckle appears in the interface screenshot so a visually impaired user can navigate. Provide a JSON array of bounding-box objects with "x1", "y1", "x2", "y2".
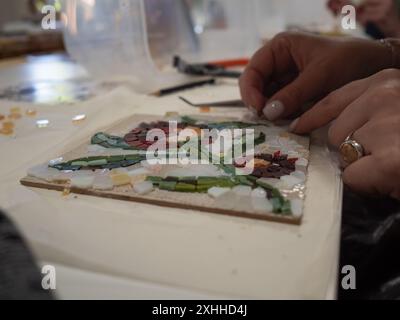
[
  {"x1": 381, "y1": 85, "x2": 400, "y2": 99},
  {"x1": 372, "y1": 69, "x2": 400, "y2": 96},
  {"x1": 377, "y1": 68, "x2": 400, "y2": 80},
  {"x1": 273, "y1": 31, "x2": 290, "y2": 41},
  {"x1": 369, "y1": 86, "x2": 387, "y2": 99},
  {"x1": 367, "y1": 85, "x2": 399, "y2": 106},
  {"x1": 373, "y1": 85, "x2": 400, "y2": 102},
  {"x1": 271, "y1": 31, "x2": 298, "y2": 47}
]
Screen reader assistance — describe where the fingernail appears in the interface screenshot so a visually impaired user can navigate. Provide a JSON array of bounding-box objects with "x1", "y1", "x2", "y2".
[
  {"x1": 289, "y1": 118, "x2": 299, "y2": 133},
  {"x1": 263, "y1": 100, "x2": 285, "y2": 121}
]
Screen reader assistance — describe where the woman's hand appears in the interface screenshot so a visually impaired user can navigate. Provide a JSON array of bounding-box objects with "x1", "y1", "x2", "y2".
[
  {"x1": 358, "y1": 0, "x2": 400, "y2": 38},
  {"x1": 291, "y1": 69, "x2": 400, "y2": 199},
  {"x1": 239, "y1": 32, "x2": 393, "y2": 121}
]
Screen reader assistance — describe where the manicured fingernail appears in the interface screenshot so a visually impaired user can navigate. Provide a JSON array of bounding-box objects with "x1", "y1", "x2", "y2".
[
  {"x1": 289, "y1": 118, "x2": 299, "y2": 133},
  {"x1": 263, "y1": 100, "x2": 285, "y2": 121}
]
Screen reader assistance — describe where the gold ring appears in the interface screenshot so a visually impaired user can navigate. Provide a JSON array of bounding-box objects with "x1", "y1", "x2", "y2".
[{"x1": 339, "y1": 132, "x2": 365, "y2": 166}]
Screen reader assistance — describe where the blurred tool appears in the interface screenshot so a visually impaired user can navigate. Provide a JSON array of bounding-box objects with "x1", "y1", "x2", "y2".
[
  {"x1": 173, "y1": 55, "x2": 244, "y2": 79},
  {"x1": 179, "y1": 96, "x2": 244, "y2": 108},
  {"x1": 207, "y1": 58, "x2": 249, "y2": 68},
  {"x1": 151, "y1": 78, "x2": 216, "y2": 97}
]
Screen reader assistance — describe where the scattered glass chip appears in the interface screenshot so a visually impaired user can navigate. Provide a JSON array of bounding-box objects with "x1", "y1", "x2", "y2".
[
  {"x1": 10, "y1": 107, "x2": 21, "y2": 114},
  {"x1": 26, "y1": 109, "x2": 37, "y2": 117},
  {"x1": 62, "y1": 187, "x2": 71, "y2": 197},
  {"x1": 36, "y1": 119, "x2": 50, "y2": 128},
  {"x1": 72, "y1": 114, "x2": 87, "y2": 124},
  {"x1": 8, "y1": 113, "x2": 22, "y2": 120},
  {"x1": 49, "y1": 157, "x2": 64, "y2": 166},
  {"x1": 0, "y1": 128, "x2": 13, "y2": 135},
  {"x1": 2, "y1": 121, "x2": 14, "y2": 129}
]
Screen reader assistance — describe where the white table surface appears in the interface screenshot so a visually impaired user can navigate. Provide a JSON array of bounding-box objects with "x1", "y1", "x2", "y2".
[{"x1": 0, "y1": 56, "x2": 342, "y2": 299}]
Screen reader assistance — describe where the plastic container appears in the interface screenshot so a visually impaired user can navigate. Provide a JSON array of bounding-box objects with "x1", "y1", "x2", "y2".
[
  {"x1": 61, "y1": 0, "x2": 267, "y2": 91},
  {"x1": 61, "y1": 0, "x2": 191, "y2": 93},
  {"x1": 62, "y1": 1, "x2": 334, "y2": 93}
]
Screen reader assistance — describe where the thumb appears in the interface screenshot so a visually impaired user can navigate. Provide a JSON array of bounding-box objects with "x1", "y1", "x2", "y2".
[
  {"x1": 262, "y1": 67, "x2": 327, "y2": 121},
  {"x1": 290, "y1": 77, "x2": 369, "y2": 134}
]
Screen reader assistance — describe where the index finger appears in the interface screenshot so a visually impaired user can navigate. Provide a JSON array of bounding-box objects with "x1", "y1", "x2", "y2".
[
  {"x1": 239, "y1": 66, "x2": 268, "y2": 113},
  {"x1": 240, "y1": 34, "x2": 296, "y2": 112},
  {"x1": 239, "y1": 46, "x2": 274, "y2": 112}
]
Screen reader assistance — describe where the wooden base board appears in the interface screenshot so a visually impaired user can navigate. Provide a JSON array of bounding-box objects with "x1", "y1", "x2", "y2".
[
  {"x1": 20, "y1": 176, "x2": 302, "y2": 225},
  {"x1": 19, "y1": 114, "x2": 308, "y2": 225}
]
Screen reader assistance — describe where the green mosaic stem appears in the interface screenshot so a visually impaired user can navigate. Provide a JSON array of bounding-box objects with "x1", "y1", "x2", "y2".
[
  {"x1": 50, "y1": 154, "x2": 145, "y2": 171},
  {"x1": 146, "y1": 174, "x2": 289, "y2": 214}
]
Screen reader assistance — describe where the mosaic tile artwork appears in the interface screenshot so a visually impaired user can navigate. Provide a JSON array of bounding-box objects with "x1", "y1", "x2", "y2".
[{"x1": 20, "y1": 114, "x2": 310, "y2": 224}]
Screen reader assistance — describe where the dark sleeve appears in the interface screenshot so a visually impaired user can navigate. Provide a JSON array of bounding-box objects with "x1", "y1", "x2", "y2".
[
  {"x1": 339, "y1": 189, "x2": 400, "y2": 300},
  {"x1": 0, "y1": 210, "x2": 53, "y2": 300}
]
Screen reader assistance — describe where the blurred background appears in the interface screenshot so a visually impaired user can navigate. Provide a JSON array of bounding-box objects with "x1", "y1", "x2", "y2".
[
  {"x1": 0, "y1": 0, "x2": 335, "y2": 60},
  {"x1": 0, "y1": 0, "x2": 352, "y2": 101}
]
